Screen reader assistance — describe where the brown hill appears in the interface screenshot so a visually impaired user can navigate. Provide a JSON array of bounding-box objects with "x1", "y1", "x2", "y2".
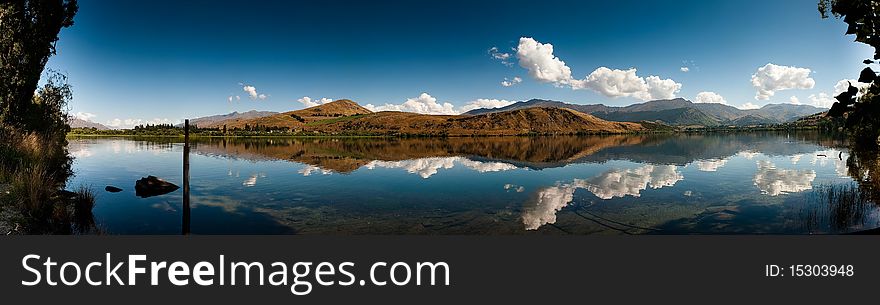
[
  {"x1": 203, "y1": 99, "x2": 372, "y2": 129},
  {"x1": 202, "y1": 99, "x2": 644, "y2": 135},
  {"x1": 303, "y1": 107, "x2": 643, "y2": 136}
]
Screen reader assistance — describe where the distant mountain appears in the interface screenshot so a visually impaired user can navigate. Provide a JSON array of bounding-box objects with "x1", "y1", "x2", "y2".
[
  {"x1": 198, "y1": 99, "x2": 645, "y2": 135},
  {"x1": 465, "y1": 98, "x2": 826, "y2": 126},
  {"x1": 69, "y1": 118, "x2": 109, "y2": 130},
  {"x1": 592, "y1": 107, "x2": 718, "y2": 126},
  {"x1": 202, "y1": 100, "x2": 373, "y2": 129},
  {"x1": 305, "y1": 106, "x2": 644, "y2": 136},
  {"x1": 185, "y1": 110, "x2": 277, "y2": 128}
]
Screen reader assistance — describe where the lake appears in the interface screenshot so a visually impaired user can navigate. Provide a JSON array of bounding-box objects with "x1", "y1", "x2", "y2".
[{"x1": 66, "y1": 132, "x2": 880, "y2": 234}]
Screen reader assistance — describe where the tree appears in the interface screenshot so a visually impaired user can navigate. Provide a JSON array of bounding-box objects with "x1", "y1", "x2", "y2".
[
  {"x1": 820, "y1": 0, "x2": 880, "y2": 149},
  {"x1": 0, "y1": 0, "x2": 78, "y2": 130}
]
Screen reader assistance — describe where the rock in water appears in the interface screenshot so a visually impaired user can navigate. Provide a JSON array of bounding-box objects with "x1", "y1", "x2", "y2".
[
  {"x1": 105, "y1": 186, "x2": 123, "y2": 193},
  {"x1": 134, "y1": 176, "x2": 179, "y2": 198}
]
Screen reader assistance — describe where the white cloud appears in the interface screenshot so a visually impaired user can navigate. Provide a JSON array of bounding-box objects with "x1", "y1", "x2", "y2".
[
  {"x1": 488, "y1": 47, "x2": 513, "y2": 66},
  {"x1": 365, "y1": 94, "x2": 514, "y2": 115},
  {"x1": 500, "y1": 76, "x2": 522, "y2": 87},
  {"x1": 680, "y1": 67, "x2": 690, "y2": 72},
  {"x1": 740, "y1": 102, "x2": 761, "y2": 110},
  {"x1": 751, "y1": 63, "x2": 815, "y2": 100},
  {"x1": 364, "y1": 93, "x2": 457, "y2": 115},
  {"x1": 74, "y1": 112, "x2": 96, "y2": 121},
  {"x1": 753, "y1": 160, "x2": 816, "y2": 196},
  {"x1": 242, "y1": 85, "x2": 267, "y2": 100},
  {"x1": 807, "y1": 92, "x2": 834, "y2": 108},
  {"x1": 834, "y1": 79, "x2": 870, "y2": 96},
  {"x1": 458, "y1": 98, "x2": 514, "y2": 113},
  {"x1": 297, "y1": 96, "x2": 334, "y2": 108},
  {"x1": 694, "y1": 91, "x2": 727, "y2": 105},
  {"x1": 105, "y1": 118, "x2": 178, "y2": 129},
  {"x1": 515, "y1": 37, "x2": 681, "y2": 101},
  {"x1": 789, "y1": 96, "x2": 801, "y2": 105}
]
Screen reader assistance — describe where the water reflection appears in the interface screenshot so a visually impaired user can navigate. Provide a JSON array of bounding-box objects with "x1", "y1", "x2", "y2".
[
  {"x1": 753, "y1": 161, "x2": 816, "y2": 196},
  {"x1": 522, "y1": 165, "x2": 683, "y2": 230},
  {"x1": 65, "y1": 131, "x2": 880, "y2": 234}
]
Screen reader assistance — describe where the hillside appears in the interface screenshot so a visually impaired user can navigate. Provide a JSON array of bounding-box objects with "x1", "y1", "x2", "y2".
[
  {"x1": 69, "y1": 118, "x2": 109, "y2": 130},
  {"x1": 464, "y1": 98, "x2": 826, "y2": 126},
  {"x1": 185, "y1": 110, "x2": 277, "y2": 128},
  {"x1": 200, "y1": 99, "x2": 646, "y2": 135},
  {"x1": 592, "y1": 107, "x2": 718, "y2": 126},
  {"x1": 302, "y1": 107, "x2": 644, "y2": 136},
  {"x1": 202, "y1": 99, "x2": 373, "y2": 129}
]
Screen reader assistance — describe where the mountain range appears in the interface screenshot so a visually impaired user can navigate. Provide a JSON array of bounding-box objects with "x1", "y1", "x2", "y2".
[
  {"x1": 69, "y1": 117, "x2": 109, "y2": 130},
  {"x1": 197, "y1": 99, "x2": 646, "y2": 136},
  {"x1": 464, "y1": 98, "x2": 826, "y2": 126},
  {"x1": 183, "y1": 110, "x2": 278, "y2": 128}
]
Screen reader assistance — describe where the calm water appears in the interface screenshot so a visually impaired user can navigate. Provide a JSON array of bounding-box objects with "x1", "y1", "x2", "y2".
[{"x1": 66, "y1": 132, "x2": 880, "y2": 234}]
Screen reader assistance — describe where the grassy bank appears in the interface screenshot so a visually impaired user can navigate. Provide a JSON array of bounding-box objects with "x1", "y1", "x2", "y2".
[{"x1": 0, "y1": 126, "x2": 97, "y2": 235}]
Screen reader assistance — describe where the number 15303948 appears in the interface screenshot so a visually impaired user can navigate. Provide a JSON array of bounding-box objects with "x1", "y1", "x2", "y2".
[{"x1": 765, "y1": 264, "x2": 854, "y2": 277}]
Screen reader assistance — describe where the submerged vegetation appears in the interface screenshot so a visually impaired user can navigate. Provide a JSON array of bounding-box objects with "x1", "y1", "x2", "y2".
[{"x1": 0, "y1": 0, "x2": 96, "y2": 234}]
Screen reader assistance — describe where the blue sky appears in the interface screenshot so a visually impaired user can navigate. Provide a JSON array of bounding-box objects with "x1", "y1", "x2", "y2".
[{"x1": 48, "y1": 0, "x2": 873, "y2": 128}]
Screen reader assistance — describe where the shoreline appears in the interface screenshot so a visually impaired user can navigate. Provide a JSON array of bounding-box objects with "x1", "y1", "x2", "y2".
[{"x1": 67, "y1": 126, "x2": 822, "y2": 139}]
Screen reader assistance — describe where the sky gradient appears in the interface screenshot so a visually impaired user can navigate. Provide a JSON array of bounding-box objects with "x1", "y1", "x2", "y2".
[{"x1": 48, "y1": 0, "x2": 874, "y2": 128}]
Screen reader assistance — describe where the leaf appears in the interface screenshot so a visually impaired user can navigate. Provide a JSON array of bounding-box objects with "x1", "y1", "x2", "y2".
[{"x1": 865, "y1": 59, "x2": 875, "y2": 64}]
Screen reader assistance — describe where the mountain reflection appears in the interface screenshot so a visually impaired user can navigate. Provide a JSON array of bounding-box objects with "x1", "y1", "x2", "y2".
[{"x1": 187, "y1": 131, "x2": 843, "y2": 175}]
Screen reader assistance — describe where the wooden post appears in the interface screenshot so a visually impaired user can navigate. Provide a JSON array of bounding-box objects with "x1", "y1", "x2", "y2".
[{"x1": 182, "y1": 119, "x2": 191, "y2": 235}]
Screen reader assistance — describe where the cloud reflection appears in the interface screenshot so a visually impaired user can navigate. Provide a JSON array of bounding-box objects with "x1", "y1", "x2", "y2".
[
  {"x1": 364, "y1": 157, "x2": 517, "y2": 178},
  {"x1": 753, "y1": 160, "x2": 816, "y2": 196},
  {"x1": 692, "y1": 159, "x2": 728, "y2": 172},
  {"x1": 522, "y1": 164, "x2": 683, "y2": 230}
]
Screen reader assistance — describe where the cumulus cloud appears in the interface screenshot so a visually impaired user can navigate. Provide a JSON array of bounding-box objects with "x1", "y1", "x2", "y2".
[
  {"x1": 753, "y1": 160, "x2": 816, "y2": 196},
  {"x1": 74, "y1": 112, "x2": 96, "y2": 121},
  {"x1": 363, "y1": 93, "x2": 456, "y2": 115},
  {"x1": 515, "y1": 37, "x2": 681, "y2": 101},
  {"x1": 834, "y1": 79, "x2": 870, "y2": 97},
  {"x1": 297, "y1": 96, "x2": 334, "y2": 108},
  {"x1": 488, "y1": 47, "x2": 513, "y2": 66},
  {"x1": 807, "y1": 93, "x2": 834, "y2": 108},
  {"x1": 751, "y1": 63, "x2": 815, "y2": 100},
  {"x1": 501, "y1": 76, "x2": 522, "y2": 87},
  {"x1": 740, "y1": 102, "x2": 761, "y2": 110},
  {"x1": 694, "y1": 91, "x2": 727, "y2": 105},
  {"x1": 457, "y1": 98, "x2": 514, "y2": 113},
  {"x1": 105, "y1": 118, "x2": 177, "y2": 129},
  {"x1": 242, "y1": 84, "x2": 267, "y2": 100},
  {"x1": 364, "y1": 93, "x2": 513, "y2": 115},
  {"x1": 680, "y1": 67, "x2": 690, "y2": 72}
]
